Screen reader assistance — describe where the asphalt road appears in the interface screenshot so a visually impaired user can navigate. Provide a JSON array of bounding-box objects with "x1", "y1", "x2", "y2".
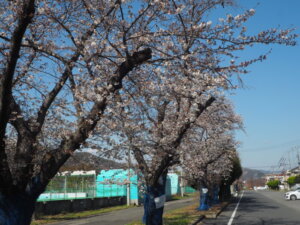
[
  {"x1": 49, "y1": 197, "x2": 196, "y2": 225},
  {"x1": 200, "y1": 190, "x2": 300, "y2": 225}
]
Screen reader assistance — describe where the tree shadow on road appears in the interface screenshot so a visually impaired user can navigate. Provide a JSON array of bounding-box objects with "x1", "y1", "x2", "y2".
[{"x1": 236, "y1": 195, "x2": 279, "y2": 212}]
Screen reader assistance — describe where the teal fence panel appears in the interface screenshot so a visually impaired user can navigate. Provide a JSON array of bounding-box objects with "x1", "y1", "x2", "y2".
[
  {"x1": 96, "y1": 169, "x2": 139, "y2": 200},
  {"x1": 184, "y1": 186, "x2": 197, "y2": 193}
]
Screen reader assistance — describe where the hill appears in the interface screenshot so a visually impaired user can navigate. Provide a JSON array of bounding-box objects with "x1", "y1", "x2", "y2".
[
  {"x1": 241, "y1": 167, "x2": 266, "y2": 181},
  {"x1": 60, "y1": 152, "x2": 125, "y2": 172}
]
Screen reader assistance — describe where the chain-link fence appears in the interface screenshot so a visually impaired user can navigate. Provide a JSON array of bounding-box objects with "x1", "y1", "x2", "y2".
[
  {"x1": 96, "y1": 183, "x2": 127, "y2": 197},
  {"x1": 37, "y1": 170, "x2": 197, "y2": 202},
  {"x1": 38, "y1": 174, "x2": 97, "y2": 201}
]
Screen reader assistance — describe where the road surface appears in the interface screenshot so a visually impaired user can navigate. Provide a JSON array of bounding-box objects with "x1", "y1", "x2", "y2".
[
  {"x1": 49, "y1": 197, "x2": 196, "y2": 225},
  {"x1": 200, "y1": 190, "x2": 300, "y2": 225}
]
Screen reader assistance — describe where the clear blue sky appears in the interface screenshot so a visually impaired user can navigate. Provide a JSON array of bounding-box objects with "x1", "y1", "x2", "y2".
[{"x1": 223, "y1": 0, "x2": 300, "y2": 170}]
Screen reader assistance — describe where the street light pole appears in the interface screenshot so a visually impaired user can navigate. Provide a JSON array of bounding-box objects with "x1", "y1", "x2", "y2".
[{"x1": 180, "y1": 169, "x2": 185, "y2": 197}]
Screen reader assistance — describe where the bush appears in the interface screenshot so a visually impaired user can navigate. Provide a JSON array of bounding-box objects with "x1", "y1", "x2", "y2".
[
  {"x1": 267, "y1": 180, "x2": 280, "y2": 190},
  {"x1": 287, "y1": 176, "x2": 296, "y2": 186},
  {"x1": 287, "y1": 175, "x2": 300, "y2": 187}
]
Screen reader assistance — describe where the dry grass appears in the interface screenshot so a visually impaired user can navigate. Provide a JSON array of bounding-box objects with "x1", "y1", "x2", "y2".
[{"x1": 127, "y1": 200, "x2": 228, "y2": 225}]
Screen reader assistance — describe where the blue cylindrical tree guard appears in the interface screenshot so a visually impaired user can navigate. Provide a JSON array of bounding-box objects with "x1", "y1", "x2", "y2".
[
  {"x1": 198, "y1": 187, "x2": 209, "y2": 211},
  {"x1": 143, "y1": 174, "x2": 167, "y2": 225}
]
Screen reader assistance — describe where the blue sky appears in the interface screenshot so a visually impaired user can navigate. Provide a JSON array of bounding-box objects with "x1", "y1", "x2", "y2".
[{"x1": 223, "y1": 0, "x2": 300, "y2": 170}]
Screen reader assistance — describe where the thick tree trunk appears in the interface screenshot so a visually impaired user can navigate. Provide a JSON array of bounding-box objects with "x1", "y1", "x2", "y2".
[
  {"x1": 143, "y1": 174, "x2": 167, "y2": 225},
  {"x1": 0, "y1": 176, "x2": 45, "y2": 225},
  {"x1": 219, "y1": 183, "x2": 225, "y2": 201},
  {"x1": 211, "y1": 185, "x2": 220, "y2": 205},
  {"x1": 219, "y1": 183, "x2": 231, "y2": 201},
  {"x1": 198, "y1": 181, "x2": 209, "y2": 211},
  {"x1": 0, "y1": 191, "x2": 37, "y2": 225}
]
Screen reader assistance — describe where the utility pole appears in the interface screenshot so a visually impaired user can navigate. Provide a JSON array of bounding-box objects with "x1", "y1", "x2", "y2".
[
  {"x1": 64, "y1": 175, "x2": 67, "y2": 200},
  {"x1": 180, "y1": 169, "x2": 185, "y2": 197},
  {"x1": 127, "y1": 148, "x2": 131, "y2": 206},
  {"x1": 288, "y1": 151, "x2": 292, "y2": 170},
  {"x1": 297, "y1": 149, "x2": 300, "y2": 167}
]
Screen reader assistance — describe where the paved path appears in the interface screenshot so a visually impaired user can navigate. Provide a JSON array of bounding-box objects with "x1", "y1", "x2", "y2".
[
  {"x1": 49, "y1": 197, "x2": 196, "y2": 225},
  {"x1": 200, "y1": 190, "x2": 300, "y2": 225}
]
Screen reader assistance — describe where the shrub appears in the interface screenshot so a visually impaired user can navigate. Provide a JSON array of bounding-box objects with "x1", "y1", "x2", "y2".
[
  {"x1": 287, "y1": 175, "x2": 300, "y2": 187},
  {"x1": 267, "y1": 180, "x2": 280, "y2": 190}
]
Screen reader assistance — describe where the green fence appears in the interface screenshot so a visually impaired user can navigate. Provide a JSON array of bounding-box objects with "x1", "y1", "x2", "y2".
[
  {"x1": 38, "y1": 174, "x2": 96, "y2": 201},
  {"x1": 184, "y1": 186, "x2": 197, "y2": 193},
  {"x1": 37, "y1": 170, "x2": 198, "y2": 202}
]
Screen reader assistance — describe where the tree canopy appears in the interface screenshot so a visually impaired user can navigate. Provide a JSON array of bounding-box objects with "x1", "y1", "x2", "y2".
[{"x1": 0, "y1": 0, "x2": 297, "y2": 224}]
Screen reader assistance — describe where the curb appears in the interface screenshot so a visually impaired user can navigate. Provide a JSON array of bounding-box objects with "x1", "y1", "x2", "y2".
[
  {"x1": 204, "y1": 202, "x2": 230, "y2": 219},
  {"x1": 189, "y1": 201, "x2": 230, "y2": 225},
  {"x1": 190, "y1": 215, "x2": 205, "y2": 225}
]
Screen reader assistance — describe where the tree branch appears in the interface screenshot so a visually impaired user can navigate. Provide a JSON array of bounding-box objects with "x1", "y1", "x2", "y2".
[
  {"x1": 0, "y1": 0, "x2": 35, "y2": 193},
  {"x1": 38, "y1": 48, "x2": 152, "y2": 186},
  {"x1": 173, "y1": 96, "x2": 216, "y2": 149}
]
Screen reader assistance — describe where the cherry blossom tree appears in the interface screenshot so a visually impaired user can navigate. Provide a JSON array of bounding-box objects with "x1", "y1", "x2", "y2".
[
  {"x1": 0, "y1": 0, "x2": 296, "y2": 224},
  {"x1": 0, "y1": 0, "x2": 155, "y2": 224},
  {"x1": 96, "y1": 0, "x2": 296, "y2": 222},
  {"x1": 218, "y1": 155, "x2": 242, "y2": 201},
  {"x1": 181, "y1": 98, "x2": 241, "y2": 210},
  {"x1": 96, "y1": 2, "x2": 297, "y2": 224},
  {"x1": 183, "y1": 145, "x2": 239, "y2": 208}
]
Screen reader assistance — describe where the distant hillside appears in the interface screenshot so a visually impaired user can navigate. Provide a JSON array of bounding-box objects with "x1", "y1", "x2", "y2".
[
  {"x1": 241, "y1": 168, "x2": 266, "y2": 181},
  {"x1": 60, "y1": 152, "x2": 125, "y2": 172}
]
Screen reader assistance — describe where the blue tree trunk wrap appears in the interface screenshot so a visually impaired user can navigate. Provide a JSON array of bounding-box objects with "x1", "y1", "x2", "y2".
[
  {"x1": 143, "y1": 175, "x2": 167, "y2": 225},
  {"x1": 0, "y1": 176, "x2": 44, "y2": 225},
  {"x1": 0, "y1": 192, "x2": 37, "y2": 225},
  {"x1": 198, "y1": 184, "x2": 209, "y2": 211}
]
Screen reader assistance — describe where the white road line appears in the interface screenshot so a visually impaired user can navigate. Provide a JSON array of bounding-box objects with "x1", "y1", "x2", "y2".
[{"x1": 227, "y1": 191, "x2": 244, "y2": 225}]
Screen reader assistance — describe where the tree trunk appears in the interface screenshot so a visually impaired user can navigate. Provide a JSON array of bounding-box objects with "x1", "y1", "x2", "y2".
[
  {"x1": 211, "y1": 184, "x2": 220, "y2": 205},
  {"x1": 143, "y1": 174, "x2": 167, "y2": 225},
  {"x1": 198, "y1": 181, "x2": 209, "y2": 211},
  {"x1": 219, "y1": 183, "x2": 225, "y2": 201},
  {"x1": 0, "y1": 191, "x2": 37, "y2": 225},
  {"x1": 219, "y1": 183, "x2": 231, "y2": 201}
]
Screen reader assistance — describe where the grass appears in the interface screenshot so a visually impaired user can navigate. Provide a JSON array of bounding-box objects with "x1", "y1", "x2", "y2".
[
  {"x1": 126, "y1": 203, "x2": 200, "y2": 225},
  {"x1": 32, "y1": 193, "x2": 227, "y2": 225},
  {"x1": 170, "y1": 193, "x2": 197, "y2": 201},
  {"x1": 31, "y1": 205, "x2": 134, "y2": 225},
  {"x1": 126, "y1": 198, "x2": 229, "y2": 225},
  {"x1": 126, "y1": 193, "x2": 201, "y2": 225}
]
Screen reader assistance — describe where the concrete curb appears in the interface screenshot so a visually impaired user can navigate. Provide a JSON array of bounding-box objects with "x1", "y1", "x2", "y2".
[
  {"x1": 190, "y1": 215, "x2": 205, "y2": 225},
  {"x1": 189, "y1": 201, "x2": 230, "y2": 225},
  {"x1": 204, "y1": 202, "x2": 230, "y2": 219}
]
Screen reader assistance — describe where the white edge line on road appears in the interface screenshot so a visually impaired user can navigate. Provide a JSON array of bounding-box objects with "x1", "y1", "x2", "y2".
[{"x1": 227, "y1": 191, "x2": 244, "y2": 225}]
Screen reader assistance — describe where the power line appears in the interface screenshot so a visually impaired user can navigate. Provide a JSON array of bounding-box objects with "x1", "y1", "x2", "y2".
[
  {"x1": 239, "y1": 138, "x2": 300, "y2": 152},
  {"x1": 244, "y1": 165, "x2": 277, "y2": 169}
]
